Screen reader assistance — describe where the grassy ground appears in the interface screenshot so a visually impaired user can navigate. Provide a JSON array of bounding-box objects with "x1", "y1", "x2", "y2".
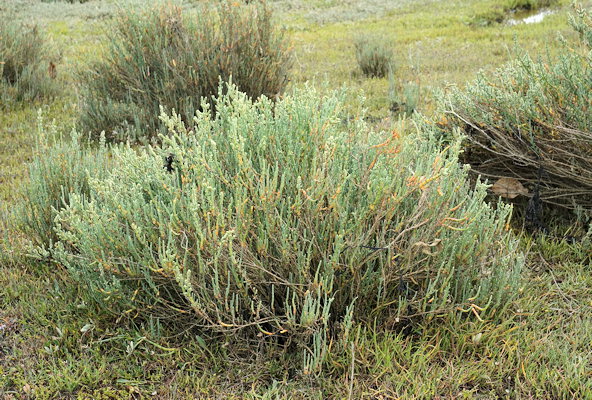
[{"x1": 1, "y1": 0, "x2": 591, "y2": 398}]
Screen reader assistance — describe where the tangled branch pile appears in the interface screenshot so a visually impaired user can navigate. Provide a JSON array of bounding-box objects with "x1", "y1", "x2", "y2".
[{"x1": 441, "y1": 9, "x2": 592, "y2": 210}]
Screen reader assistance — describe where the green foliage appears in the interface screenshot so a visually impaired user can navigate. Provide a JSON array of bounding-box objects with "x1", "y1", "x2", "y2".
[
  {"x1": 471, "y1": 7, "x2": 507, "y2": 27},
  {"x1": 354, "y1": 35, "x2": 393, "y2": 78},
  {"x1": 41, "y1": 0, "x2": 93, "y2": 3},
  {"x1": 52, "y1": 85, "x2": 523, "y2": 371},
  {"x1": 0, "y1": 19, "x2": 58, "y2": 104},
  {"x1": 505, "y1": 0, "x2": 556, "y2": 12},
  {"x1": 17, "y1": 119, "x2": 112, "y2": 250},
  {"x1": 3, "y1": 0, "x2": 591, "y2": 397},
  {"x1": 441, "y1": 8, "x2": 592, "y2": 210},
  {"x1": 388, "y1": 71, "x2": 420, "y2": 117},
  {"x1": 78, "y1": 1, "x2": 292, "y2": 143}
]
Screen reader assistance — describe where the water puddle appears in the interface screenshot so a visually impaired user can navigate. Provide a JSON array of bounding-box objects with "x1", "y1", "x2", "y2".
[{"x1": 508, "y1": 9, "x2": 555, "y2": 25}]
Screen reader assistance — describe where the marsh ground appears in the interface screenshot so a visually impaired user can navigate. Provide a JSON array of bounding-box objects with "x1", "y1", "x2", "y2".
[{"x1": 1, "y1": 0, "x2": 591, "y2": 398}]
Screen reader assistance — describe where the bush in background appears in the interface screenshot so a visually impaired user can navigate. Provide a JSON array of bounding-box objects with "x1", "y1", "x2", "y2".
[
  {"x1": 52, "y1": 84, "x2": 523, "y2": 372},
  {"x1": 17, "y1": 119, "x2": 112, "y2": 250},
  {"x1": 354, "y1": 35, "x2": 393, "y2": 78},
  {"x1": 78, "y1": 1, "x2": 292, "y2": 143},
  {"x1": 440, "y1": 8, "x2": 592, "y2": 210},
  {"x1": 0, "y1": 19, "x2": 58, "y2": 104}
]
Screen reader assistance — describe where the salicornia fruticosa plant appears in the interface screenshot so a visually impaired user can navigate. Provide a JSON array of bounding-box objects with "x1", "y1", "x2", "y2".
[
  {"x1": 49, "y1": 85, "x2": 523, "y2": 371},
  {"x1": 440, "y1": 8, "x2": 592, "y2": 210},
  {"x1": 78, "y1": 1, "x2": 292, "y2": 143},
  {"x1": 17, "y1": 118, "x2": 113, "y2": 249}
]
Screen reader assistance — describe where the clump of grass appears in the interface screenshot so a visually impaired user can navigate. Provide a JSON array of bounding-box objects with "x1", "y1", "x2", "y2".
[
  {"x1": 0, "y1": 19, "x2": 59, "y2": 104},
  {"x1": 354, "y1": 35, "x2": 393, "y2": 78},
  {"x1": 440, "y1": 8, "x2": 592, "y2": 211},
  {"x1": 49, "y1": 84, "x2": 523, "y2": 373},
  {"x1": 78, "y1": 1, "x2": 292, "y2": 143}
]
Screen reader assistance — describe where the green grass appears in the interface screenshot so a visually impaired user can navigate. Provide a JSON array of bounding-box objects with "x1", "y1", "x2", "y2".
[
  {"x1": 1, "y1": 240, "x2": 590, "y2": 398},
  {"x1": 288, "y1": 0, "x2": 576, "y2": 118},
  {"x1": 1, "y1": 0, "x2": 591, "y2": 398}
]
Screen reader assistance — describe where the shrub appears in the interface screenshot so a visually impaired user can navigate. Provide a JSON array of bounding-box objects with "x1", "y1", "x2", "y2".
[
  {"x1": 354, "y1": 35, "x2": 393, "y2": 78},
  {"x1": 52, "y1": 85, "x2": 523, "y2": 371},
  {"x1": 17, "y1": 119, "x2": 112, "y2": 250},
  {"x1": 0, "y1": 19, "x2": 58, "y2": 104},
  {"x1": 440, "y1": 8, "x2": 592, "y2": 210},
  {"x1": 78, "y1": 1, "x2": 292, "y2": 143}
]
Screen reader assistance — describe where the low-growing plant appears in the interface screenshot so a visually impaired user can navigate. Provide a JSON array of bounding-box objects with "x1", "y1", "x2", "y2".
[
  {"x1": 17, "y1": 118, "x2": 112, "y2": 250},
  {"x1": 388, "y1": 71, "x2": 420, "y2": 117},
  {"x1": 78, "y1": 1, "x2": 292, "y2": 143},
  {"x1": 51, "y1": 85, "x2": 523, "y2": 372},
  {"x1": 354, "y1": 35, "x2": 393, "y2": 78},
  {"x1": 441, "y1": 8, "x2": 592, "y2": 210},
  {"x1": 0, "y1": 19, "x2": 59, "y2": 104}
]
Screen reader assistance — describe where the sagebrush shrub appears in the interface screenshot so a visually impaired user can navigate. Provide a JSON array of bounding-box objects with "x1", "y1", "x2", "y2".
[
  {"x1": 78, "y1": 1, "x2": 292, "y2": 142},
  {"x1": 51, "y1": 84, "x2": 523, "y2": 371},
  {"x1": 354, "y1": 35, "x2": 393, "y2": 78},
  {"x1": 0, "y1": 19, "x2": 58, "y2": 104},
  {"x1": 17, "y1": 120, "x2": 112, "y2": 249},
  {"x1": 440, "y1": 8, "x2": 592, "y2": 210}
]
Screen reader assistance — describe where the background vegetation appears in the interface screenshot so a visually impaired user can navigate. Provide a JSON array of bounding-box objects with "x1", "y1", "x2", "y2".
[
  {"x1": 0, "y1": 19, "x2": 59, "y2": 104},
  {"x1": 354, "y1": 35, "x2": 394, "y2": 78},
  {"x1": 78, "y1": 1, "x2": 292, "y2": 142}
]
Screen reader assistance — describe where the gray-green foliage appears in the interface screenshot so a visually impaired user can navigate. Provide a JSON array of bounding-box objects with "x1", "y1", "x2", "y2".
[
  {"x1": 18, "y1": 119, "x2": 112, "y2": 249},
  {"x1": 0, "y1": 19, "x2": 58, "y2": 104},
  {"x1": 354, "y1": 35, "x2": 393, "y2": 78},
  {"x1": 78, "y1": 1, "x2": 292, "y2": 143},
  {"x1": 388, "y1": 70, "x2": 420, "y2": 116},
  {"x1": 52, "y1": 86, "x2": 522, "y2": 371},
  {"x1": 440, "y1": 8, "x2": 592, "y2": 210}
]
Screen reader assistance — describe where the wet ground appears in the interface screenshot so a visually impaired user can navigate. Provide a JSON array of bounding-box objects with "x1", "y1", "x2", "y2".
[{"x1": 508, "y1": 8, "x2": 555, "y2": 25}]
